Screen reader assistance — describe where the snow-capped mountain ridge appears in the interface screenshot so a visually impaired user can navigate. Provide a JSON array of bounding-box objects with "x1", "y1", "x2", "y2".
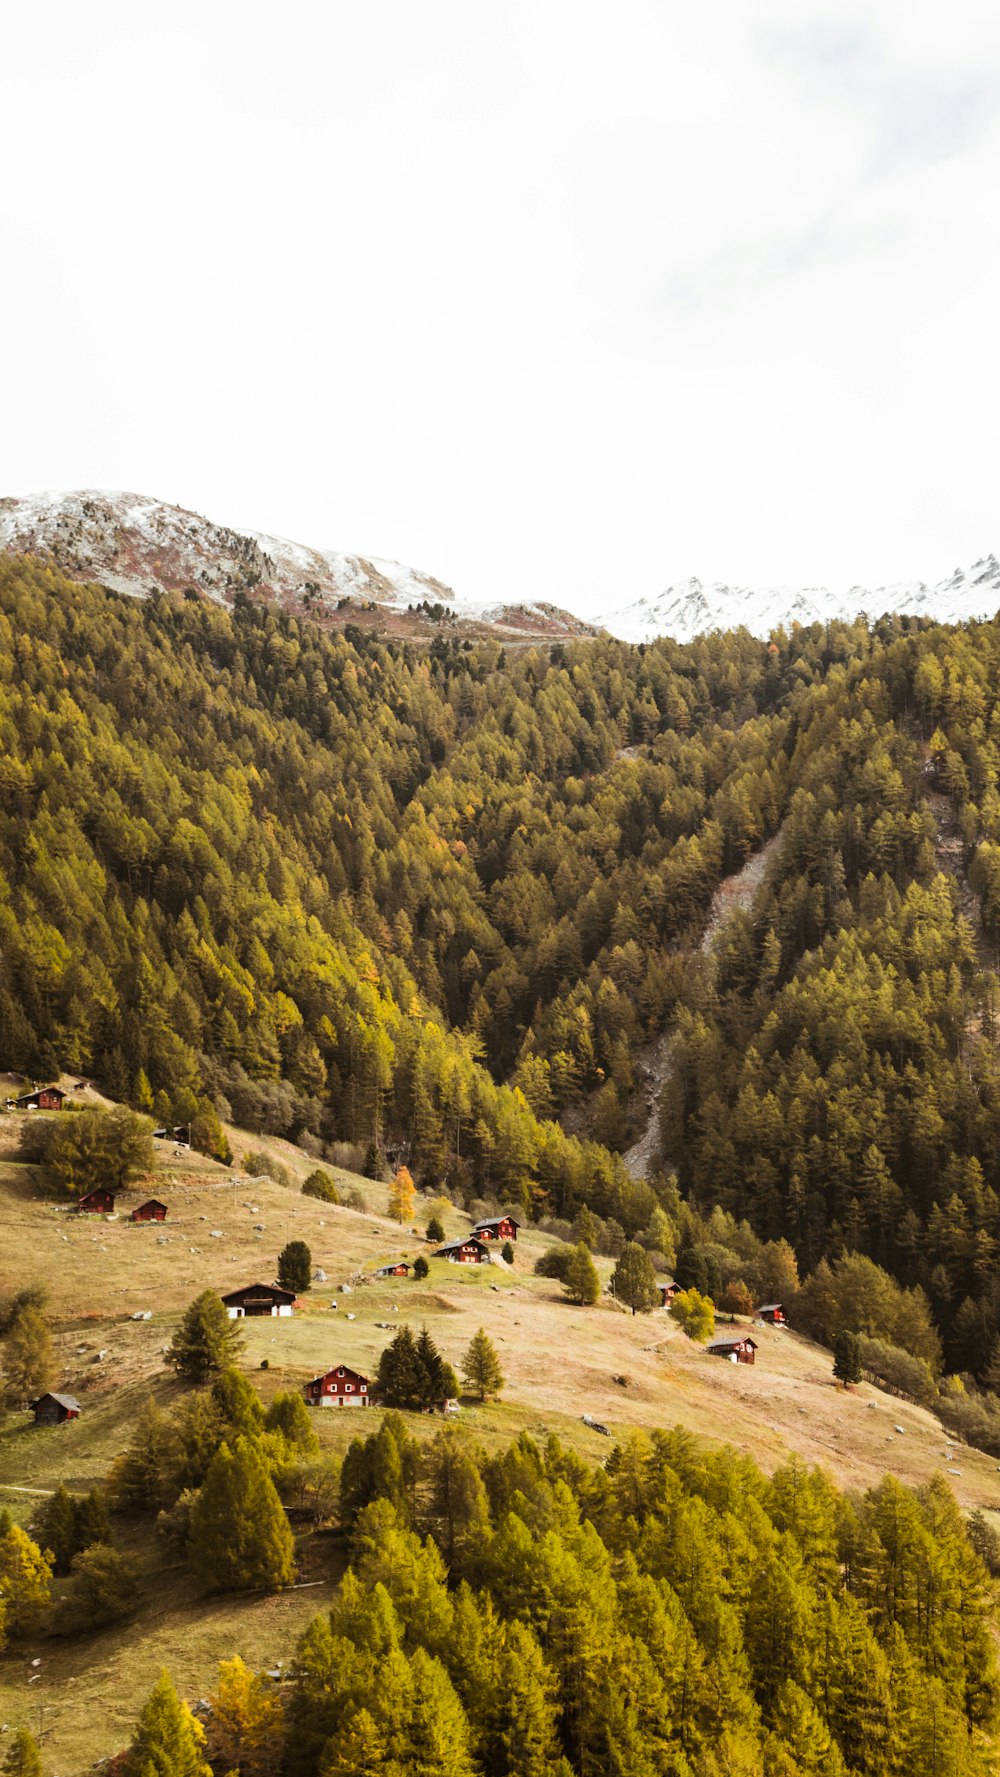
[
  {"x1": 0, "y1": 490, "x2": 596, "y2": 641},
  {"x1": 596, "y1": 556, "x2": 1000, "y2": 644}
]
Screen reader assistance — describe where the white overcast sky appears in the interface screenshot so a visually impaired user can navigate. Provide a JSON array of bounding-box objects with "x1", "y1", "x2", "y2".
[{"x1": 3, "y1": 2, "x2": 999, "y2": 613}]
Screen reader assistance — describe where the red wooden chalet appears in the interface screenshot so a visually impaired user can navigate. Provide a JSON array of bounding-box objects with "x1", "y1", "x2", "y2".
[
  {"x1": 471, "y1": 1215, "x2": 520, "y2": 1242},
  {"x1": 78, "y1": 1188, "x2": 115, "y2": 1214},
  {"x1": 432, "y1": 1236, "x2": 491, "y2": 1265},
  {"x1": 305, "y1": 1364, "x2": 372, "y2": 1407},
  {"x1": 132, "y1": 1199, "x2": 168, "y2": 1222},
  {"x1": 755, "y1": 1303, "x2": 786, "y2": 1325},
  {"x1": 707, "y1": 1336, "x2": 758, "y2": 1365},
  {"x1": 375, "y1": 1261, "x2": 412, "y2": 1277}
]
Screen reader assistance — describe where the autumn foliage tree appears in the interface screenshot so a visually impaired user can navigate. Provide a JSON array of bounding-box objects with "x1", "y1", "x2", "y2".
[
  {"x1": 122, "y1": 1670, "x2": 212, "y2": 1777},
  {"x1": 389, "y1": 1166, "x2": 416, "y2": 1225}
]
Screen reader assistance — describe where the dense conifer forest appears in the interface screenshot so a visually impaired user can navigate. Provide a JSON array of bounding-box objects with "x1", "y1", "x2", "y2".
[
  {"x1": 9, "y1": 1382, "x2": 999, "y2": 1776},
  {"x1": 5, "y1": 556, "x2": 1000, "y2": 1395}
]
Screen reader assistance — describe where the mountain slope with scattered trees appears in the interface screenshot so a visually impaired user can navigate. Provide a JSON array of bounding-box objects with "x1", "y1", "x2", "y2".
[{"x1": 6, "y1": 555, "x2": 1000, "y2": 1390}]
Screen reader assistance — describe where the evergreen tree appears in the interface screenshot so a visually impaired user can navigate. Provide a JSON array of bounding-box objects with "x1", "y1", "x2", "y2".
[
  {"x1": 426, "y1": 1431, "x2": 491, "y2": 1572},
  {"x1": 211, "y1": 1367, "x2": 265, "y2": 1439},
  {"x1": 320, "y1": 1708, "x2": 388, "y2": 1776},
  {"x1": 413, "y1": 1254, "x2": 430, "y2": 1280},
  {"x1": 265, "y1": 1391, "x2": 319, "y2": 1454},
  {"x1": 107, "y1": 1397, "x2": 180, "y2": 1513},
  {"x1": 31, "y1": 1483, "x2": 78, "y2": 1575},
  {"x1": 377, "y1": 1326, "x2": 427, "y2": 1409},
  {"x1": 562, "y1": 1242, "x2": 600, "y2": 1305},
  {"x1": 122, "y1": 1670, "x2": 212, "y2": 1777},
  {"x1": 167, "y1": 1290, "x2": 244, "y2": 1383},
  {"x1": 611, "y1": 1242, "x2": 659, "y2": 1315},
  {"x1": 68, "y1": 1545, "x2": 141, "y2": 1629},
  {"x1": 44, "y1": 1105, "x2": 155, "y2": 1198},
  {"x1": 188, "y1": 1438, "x2": 296, "y2": 1593},
  {"x1": 1, "y1": 1305, "x2": 55, "y2": 1407},
  {"x1": 833, "y1": 1330, "x2": 863, "y2": 1387},
  {"x1": 461, "y1": 1328, "x2": 505, "y2": 1401},
  {"x1": 73, "y1": 1487, "x2": 111, "y2": 1554},
  {"x1": 301, "y1": 1169, "x2": 339, "y2": 1203},
  {"x1": 377, "y1": 1326, "x2": 457, "y2": 1408},
  {"x1": 426, "y1": 1215, "x2": 446, "y2": 1244},
  {"x1": 277, "y1": 1240, "x2": 312, "y2": 1294},
  {"x1": 500, "y1": 1240, "x2": 515, "y2": 1265},
  {"x1": 1, "y1": 1729, "x2": 43, "y2": 1777},
  {"x1": 416, "y1": 1326, "x2": 460, "y2": 1403}
]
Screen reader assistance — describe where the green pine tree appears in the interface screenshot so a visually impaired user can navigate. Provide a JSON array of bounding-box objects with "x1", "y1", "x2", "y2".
[
  {"x1": 167, "y1": 1290, "x2": 244, "y2": 1383},
  {"x1": 1, "y1": 1728, "x2": 43, "y2": 1777},
  {"x1": 31, "y1": 1483, "x2": 78, "y2": 1576},
  {"x1": 833, "y1": 1330, "x2": 863, "y2": 1387},
  {"x1": 188, "y1": 1438, "x2": 295, "y2": 1593},
  {"x1": 1, "y1": 1305, "x2": 55, "y2": 1407},
  {"x1": 277, "y1": 1240, "x2": 312, "y2": 1294},
  {"x1": 122, "y1": 1669, "x2": 213, "y2": 1777},
  {"x1": 461, "y1": 1328, "x2": 505, "y2": 1401},
  {"x1": 562, "y1": 1242, "x2": 600, "y2": 1305},
  {"x1": 73, "y1": 1487, "x2": 111, "y2": 1555},
  {"x1": 611, "y1": 1242, "x2": 659, "y2": 1315}
]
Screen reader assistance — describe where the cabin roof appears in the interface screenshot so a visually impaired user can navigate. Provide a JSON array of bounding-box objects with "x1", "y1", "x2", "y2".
[
  {"x1": 35, "y1": 1392, "x2": 80, "y2": 1411},
  {"x1": 309, "y1": 1364, "x2": 370, "y2": 1385},
  {"x1": 137, "y1": 1198, "x2": 168, "y2": 1209},
  {"x1": 473, "y1": 1215, "x2": 520, "y2": 1229},
  {"x1": 433, "y1": 1236, "x2": 489, "y2": 1255},
  {"x1": 707, "y1": 1337, "x2": 758, "y2": 1353},
  {"x1": 755, "y1": 1303, "x2": 783, "y2": 1313},
  {"x1": 221, "y1": 1281, "x2": 297, "y2": 1303}
]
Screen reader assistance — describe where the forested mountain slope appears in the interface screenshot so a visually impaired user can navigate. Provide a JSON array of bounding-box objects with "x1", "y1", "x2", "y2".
[{"x1": 5, "y1": 556, "x2": 1000, "y2": 1387}]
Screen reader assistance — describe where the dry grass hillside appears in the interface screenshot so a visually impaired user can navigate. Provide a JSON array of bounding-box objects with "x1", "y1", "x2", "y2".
[{"x1": 2, "y1": 1088, "x2": 1000, "y2": 1770}]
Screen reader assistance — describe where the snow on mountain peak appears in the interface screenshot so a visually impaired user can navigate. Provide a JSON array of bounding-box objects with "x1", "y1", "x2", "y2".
[{"x1": 595, "y1": 557, "x2": 1000, "y2": 644}]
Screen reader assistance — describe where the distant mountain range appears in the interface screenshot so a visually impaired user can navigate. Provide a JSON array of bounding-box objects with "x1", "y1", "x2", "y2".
[
  {"x1": 2, "y1": 489, "x2": 997, "y2": 646},
  {"x1": 0, "y1": 490, "x2": 597, "y2": 644},
  {"x1": 592, "y1": 557, "x2": 1000, "y2": 644}
]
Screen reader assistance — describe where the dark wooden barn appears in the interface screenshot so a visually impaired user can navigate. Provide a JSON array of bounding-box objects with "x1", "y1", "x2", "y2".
[
  {"x1": 221, "y1": 1282, "x2": 297, "y2": 1319},
  {"x1": 15, "y1": 1085, "x2": 66, "y2": 1111},
  {"x1": 660, "y1": 1278, "x2": 679, "y2": 1308},
  {"x1": 707, "y1": 1336, "x2": 758, "y2": 1365},
  {"x1": 304, "y1": 1364, "x2": 372, "y2": 1407},
  {"x1": 152, "y1": 1124, "x2": 190, "y2": 1144},
  {"x1": 32, "y1": 1392, "x2": 81, "y2": 1425},
  {"x1": 78, "y1": 1188, "x2": 115, "y2": 1214},
  {"x1": 472, "y1": 1215, "x2": 521, "y2": 1242},
  {"x1": 131, "y1": 1199, "x2": 168, "y2": 1223}
]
